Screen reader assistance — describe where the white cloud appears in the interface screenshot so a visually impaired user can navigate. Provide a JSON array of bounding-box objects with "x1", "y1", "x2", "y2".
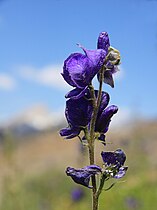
[
  {"x1": 19, "y1": 64, "x2": 69, "y2": 90},
  {"x1": 18, "y1": 64, "x2": 125, "y2": 90},
  {"x1": 111, "y1": 107, "x2": 133, "y2": 129},
  {"x1": 0, "y1": 73, "x2": 16, "y2": 91}
]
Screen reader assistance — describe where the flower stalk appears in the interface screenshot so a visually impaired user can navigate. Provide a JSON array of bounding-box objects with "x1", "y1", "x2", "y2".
[
  {"x1": 59, "y1": 31, "x2": 128, "y2": 210},
  {"x1": 88, "y1": 66, "x2": 105, "y2": 210}
]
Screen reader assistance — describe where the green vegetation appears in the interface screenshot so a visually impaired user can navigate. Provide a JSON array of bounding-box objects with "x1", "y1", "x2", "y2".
[
  {"x1": 0, "y1": 121, "x2": 157, "y2": 210},
  {"x1": 0, "y1": 168, "x2": 157, "y2": 210}
]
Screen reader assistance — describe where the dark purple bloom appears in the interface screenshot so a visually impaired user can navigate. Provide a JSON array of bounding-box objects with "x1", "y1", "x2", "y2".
[
  {"x1": 71, "y1": 188, "x2": 84, "y2": 202},
  {"x1": 97, "y1": 32, "x2": 110, "y2": 53},
  {"x1": 59, "y1": 96, "x2": 92, "y2": 139},
  {"x1": 62, "y1": 46, "x2": 107, "y2": 89},
  {"x1": 95, "y1": 91, "x2": 118, "y2": 134},
  {"x1": 97, "y1": 32, "x2": 120, "y2": 88},
  {"x1": 101, "y1": 149, "x2": 128, "y2": 179},
  {"x1": 66, "y1": 165, "x2": 102, "y2": 188},
  {"x1": 101, "y1": 149, "x2": 126, "y2": 168}
]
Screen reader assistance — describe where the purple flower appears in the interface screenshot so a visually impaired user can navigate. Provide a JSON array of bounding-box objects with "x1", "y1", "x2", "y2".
[
  {"x1": 66, "y1": 165, "x2": 102, "y2": 188},
  {"x1": 95, "y1": 91, "x2": 118, "y2": 135},
  {"x1": 71, "y1": 188, "x2": 84, "y2": 202},
  {"x1": 59, "y1": 96, "x2": 92, "y2": 139},
  {"x1": 62, "y1": 46, "x2": 107, "y2": 89},
  {"x1": 97, "y1": 32, "x2": 120, "y2": 88},
  {"x1": 97, "y1": 32, "x2": 110, "y2": 53},
  {"x1": 101, "y1": 149, "x2": 128, "y2": 179}
]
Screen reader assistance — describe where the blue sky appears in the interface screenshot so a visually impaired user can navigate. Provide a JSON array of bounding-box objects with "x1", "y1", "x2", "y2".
[{"x1": 0, "y1": 0, "x2": 157, "y2": 122}]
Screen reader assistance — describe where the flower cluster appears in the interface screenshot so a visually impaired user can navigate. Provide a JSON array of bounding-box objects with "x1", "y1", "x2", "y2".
[
  {"x1": 66, "y1": 149, "x2": 127, "y2": 188},
  {"x1": 60, "y1": 32, "x2": 127, "y2": 201}
]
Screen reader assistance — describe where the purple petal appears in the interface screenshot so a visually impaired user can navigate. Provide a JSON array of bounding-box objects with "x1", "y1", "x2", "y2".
[
  {"x1": 64, "y1": 53, "x2": 88, "y2": 88},
  {"x1": 83, "y1": 165, "x2": 102, "y2": 173},
  {"x1": 66, "y1": 167, "x2": 91, "y2": 188},
  {"x1": 101, "y1": 149, "x2": 126, "y2": 168},
  {"x1": 95, "y1": 105, "x2": 118, "y2": 133},
  {"x1": 114, "y1": 166, "x2": 128, "y2": 179},
  {"x1": 101, "y1": 151, "x2": 116, "y2": 166},
  {"x1": 97, "y1": 32, "x2": 110, "y2": 53},
  {"x1": 114, "y1": 149, "x2": 126, "y2": 166},
  {"x1": 62, "y1": 47, "x2": 107, "y2": 88},
  {"x1": 65, "y1": 87, "x2": 88, "y2": 100},
  {"x1": 60, "y1": 95, "x2": 93, "y2": 139},
  {"x1": 59, "y1": 127, "x2": 81, "y2": 139},
  {"x1": 103, "y1": 70, "x2": 114, "y2": 88},
  {"x1": 62, "y1": 53, "x2": 81, "y2": 87},
  {"x1": 66, "y1": 97, "x2": 92, "y2": 127},
  {"x1": 82, "y1": 48, "x2": 107, "y2": 75},
  {"x1": 96, "y1": 91, "x2": 110, "y2": 117},
  {"x1": 66, "y1": 165, "x2": 101, "y2": 188}
]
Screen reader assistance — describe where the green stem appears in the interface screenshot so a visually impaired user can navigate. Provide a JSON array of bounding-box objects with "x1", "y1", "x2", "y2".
[
  {"x1": 86, "y1": 67, "x2": 105, "y2": 210},
  {"x1": 88, "y1": 83, "x2": 97, "y2": 210},
  {"x1": 96, "y1": 174, "x2": 106, "y2": 199}
]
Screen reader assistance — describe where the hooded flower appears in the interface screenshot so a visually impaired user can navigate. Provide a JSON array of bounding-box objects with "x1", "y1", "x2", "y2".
[
  {"x1": 97, "y1": 32, "x2": 120, "y2": 88},
  {"x1": 95, "y1": 91, "x2": 118, "y2": 137},
  {"x1": 66, "y1": 165, "x2": 102, "y2": 188},
  {"x1": 59, "y1": 95, "x2": 93, "y2": 139},
  {"x1": 101, "y1": 149, "x2": 128, "y2": 179},
  {"x1": 97, "y1": 31, "x2": 110, "y2": 53},
  {"x1": 62, "y1": 46, "x2": 107, "y2": 90}
]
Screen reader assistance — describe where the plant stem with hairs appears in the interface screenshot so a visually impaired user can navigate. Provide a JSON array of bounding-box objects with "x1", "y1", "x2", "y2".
[{"x1": 87, "y1": 67, "x2": 105, "y2": 210}]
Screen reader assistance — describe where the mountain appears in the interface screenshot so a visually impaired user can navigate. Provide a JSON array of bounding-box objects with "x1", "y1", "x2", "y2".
[{"x1": 0, "y1": 104, "x2": 65, "y2": 138}]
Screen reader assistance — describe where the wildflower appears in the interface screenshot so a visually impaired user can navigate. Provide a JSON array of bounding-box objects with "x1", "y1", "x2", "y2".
[
  {"x1": 101, "y1": 149, "x2": 128, "y2": 179},
  {"x1": 62, "y1": 45, "x2": 107, "y2": 99},
  {"x1": 97, "y1": 32, "x2": 120, "y2": 88},
  {"x1": 95, "y1": 91, "x2": 118, "y2": 136},
  {"x1": 97, "y1": 31, "x2": 110, "y2": 53},
  {"x1": 66, "y1": 165, "x2": 102, "y2": 188},
  {"x1": 59, "y1": 95, "x2": 92, "y2": 139}
]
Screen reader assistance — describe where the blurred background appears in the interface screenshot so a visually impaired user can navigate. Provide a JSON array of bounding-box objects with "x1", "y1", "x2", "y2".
[{"x1": 0, "y1": 0, "x2": 157, "y2": 209}]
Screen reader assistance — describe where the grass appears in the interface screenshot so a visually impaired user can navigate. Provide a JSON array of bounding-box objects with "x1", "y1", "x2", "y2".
[
  {"x1": 0, "y1": 120, "x2": 157, "y2": 210},
  {"x1": 0, "y1": 168, "x2": 157, "y2": 210}
]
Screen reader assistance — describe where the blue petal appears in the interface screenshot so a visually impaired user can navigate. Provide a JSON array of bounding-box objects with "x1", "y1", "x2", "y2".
[
  {"x1": 114, "y1": 149, "x2": 126, "y2": 166},
  {"x1": 66, "y1": 165, "x2": 101, "y2": 188},
  {"x1": 65, "y1": 87, "x2": 88, "y2": 100},
  {"x1": 97, "y1": 32, "x2": 110, "y2": 52},
  {"x1": 66, "y1": 97, "x2": 92, "y2": 127},
  {"x1": 103, "y1": 70, "x2": 114, "y2": 88},
  {"x1": 96, "y1": 91, "x2": 110, "y2": 117},
  {"x1": 62, "y1": 46, "x2": 107, "y2": 88},
  {"x1": 60, "y1": 95, "x2": 93, "y2": 139},
  {"x1": 59, "y1": 127, "x2": 81, "y2": 139},
  {"x1": 101, "y1": 149, "x2": 126, "y2": 168},
  {"x1": 83, "y1": 165, "x2": 102, "y2": 173},
  {"x1": 95, "y1": 105, "x2": 118, "y2": 133},
  {"x1": 101, "y1": 151, "x2": 117, "y2": 166},
  {"x1": 114, "y1": 166, "x2": 128, "y2": 179}
]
